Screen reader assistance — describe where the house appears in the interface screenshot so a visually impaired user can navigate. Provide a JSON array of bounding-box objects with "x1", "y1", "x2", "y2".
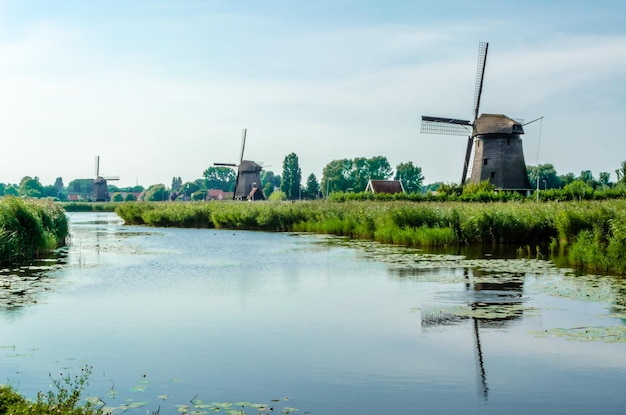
[
  {"x1": 365, "y1": 180, "x2": 405, "y2": 195},
  {"x1": 206, "y1": 189, "x2": 226, "y2": 200}
]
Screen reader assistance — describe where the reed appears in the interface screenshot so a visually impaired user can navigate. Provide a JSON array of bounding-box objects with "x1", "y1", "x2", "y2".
[
  {"x1": 0, "y1": 197, "x2": 69, "y2": 264},
  {"x1": 114, "y1": 199, "x2": 626, "y2": 275}
]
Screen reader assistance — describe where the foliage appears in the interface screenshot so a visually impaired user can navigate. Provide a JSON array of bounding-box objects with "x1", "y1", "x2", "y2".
[
  {"x1": 0, "y1": 197, "x2": 68, "y2": 264},
  {"x1": 268, "y1": 190, "x2": 287, "y2": 201},
  {"x1": 144, "y1": 184, "x2": 170, "y2": 202},
  {"x1": 18, "y1": 176, "x2": 45, "y2": 198},
  {"x1": 114, "y1": 199, "x2": 626, "y2": 275},
  {"x1": 527, "y1": 163, "x2": 561, "y2": 189},
  {"x1": 0, "y1": 365, "x2": 102, "y2": 415},
  {"x1": 171, "y1": 176, "x2": 182, "y2": 193},
  {"x1": 394, "y1": 161, "x2": 424, "y2": 193},
  {"x1": 280, "y1": 152, "x2": 302, "y2": 200},
  {"x1": 304, "y1": 173, "x2": 320, "y2": 199},
  {"x1": 261, "y1": 170, "x2": 281, "y2": 198},
  {"x1": 321, "y1": 156, "x2": 393, "y2": 194},
  {"x1": 60, "y1": 202, "x2": 118, "y2": 212},
  {"x1": 203, "y1": 167, "x2": 237, "y2": 192}
]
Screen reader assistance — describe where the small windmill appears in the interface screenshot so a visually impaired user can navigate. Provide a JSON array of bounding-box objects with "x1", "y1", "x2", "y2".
[
  {"x1": 214, "y1": 129, "x2": 265, "y2": 201},
  {"x1": 93, "y1": 156, "x2": 119, "y2": 202},
  {"x1": 421, "y1": 42, "x2": 533, "y2": 192}
]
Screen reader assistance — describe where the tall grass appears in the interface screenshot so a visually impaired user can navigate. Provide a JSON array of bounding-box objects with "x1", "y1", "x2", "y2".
[
  {"x1": 115, "y1": 199, "x2": 626, "y2": 275},
  {"x1": 0, "y1": 197, "x2": 69, "y2": 264}
]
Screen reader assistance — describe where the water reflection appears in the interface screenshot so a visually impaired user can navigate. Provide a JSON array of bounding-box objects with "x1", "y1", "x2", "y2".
[{"x1": 0, "y1": 248, "x2": 68, "y2": 312}]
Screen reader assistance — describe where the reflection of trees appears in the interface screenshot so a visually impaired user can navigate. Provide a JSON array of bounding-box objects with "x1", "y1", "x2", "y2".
[{"x1": 421, "y1": 267, "x2": 525, "y2": 401}]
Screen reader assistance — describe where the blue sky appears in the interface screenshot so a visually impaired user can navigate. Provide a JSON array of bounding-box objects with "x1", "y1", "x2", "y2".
[{"x1": 1, "y1": 0, "x2": 625, "y2": 188}]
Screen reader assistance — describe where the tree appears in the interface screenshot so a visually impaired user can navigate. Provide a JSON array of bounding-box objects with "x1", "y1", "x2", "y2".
[
  {"x1": 394, "y1": 162, "x2": 424, "y2": 193},
  {"x1": 616, "y1": 161, "x2": 626, "y2": 185},
  {"x1": 579, "y1": 170, "x2": 596, "y2": 189},
  {"x1": 598, "y1": 172, "x2": 612, "y2": 189},
  {"x1": 559, "y1": 172, "x2": 576, "y2": 188},
  {"x1": 304, "y1": 173, "x2": 320, "y2": 199},
  {"x1": 181, "y1": 182, "x2": 200, "y2": 199},
  {"x1": 322, "y1": 156, "x2": 392, "y2": 194},
  {"x1": 171, "y1": 177, "x2": 182, "y2": 193},
  {"x1": 18, "y1": 176, "x2": 44, "y2": 198},
  {"x1": 322, "y1": 158, "x2": 353, "y2": 194},
  {"x1": 203, "y1": 167, "x2": 237, "y2": 192},
  {"x1": 53, "y1": 177, "x2": 64, "y2": 199},
  {"x1": 144, "y1": 184, "x2": 169, "y2": 201},
  {"x1": 527, "y1": 164, "x2": 561, "y2": 189},
  {"x1": 4, "y1": 185, "x2": 18, "y2": 196},
  {"x1": 261, "y1": 170, "x2": 281, "y2": 198},
  {"x1": 112, "y1": 193, "x2": 124, "y2": 202},
  {"x1": 124, "y1": 193, "x2": 136, "y2": 202},
  {"x1": 281, "y1": 153, "x2": 302, "y2": 200}
]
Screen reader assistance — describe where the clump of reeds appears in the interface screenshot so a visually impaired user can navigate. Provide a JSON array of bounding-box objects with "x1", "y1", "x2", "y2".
[
  {"x1": 114, "y1": 199, "x2": 626, "y2": 275},
  {"x1": 0, "y1": 197, "x2": 69, "y2": 264}
]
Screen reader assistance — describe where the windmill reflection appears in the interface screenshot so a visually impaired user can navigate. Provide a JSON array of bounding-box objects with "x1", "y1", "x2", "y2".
[{"x1": 419, "y1": 267, "x2": 525, "y2": 401}]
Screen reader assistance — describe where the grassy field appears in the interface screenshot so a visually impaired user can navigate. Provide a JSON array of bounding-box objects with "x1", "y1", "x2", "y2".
[
  {"x1": 115, "y1": 199, "x2": 626, "y2": 275},
  {"x1": 0, "y1": 197, "x2": 69, "y2": 264}
]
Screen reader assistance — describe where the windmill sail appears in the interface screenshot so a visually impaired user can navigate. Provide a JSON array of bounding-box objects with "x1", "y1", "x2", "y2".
[{"x1": 420, "y1": 41, "x2": 532, "y2": 192}]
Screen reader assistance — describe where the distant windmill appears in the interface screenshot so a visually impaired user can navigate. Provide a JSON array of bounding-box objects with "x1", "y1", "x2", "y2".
[
  {"x1": 214, "y1": 128, "x2": 265, "y2": 201},
  {"x1": 421, "y1": 42, "x2": 535, "y2": 192},
  {"x1": 93, "y1": 156, "x2": 119, "y2": 202}
]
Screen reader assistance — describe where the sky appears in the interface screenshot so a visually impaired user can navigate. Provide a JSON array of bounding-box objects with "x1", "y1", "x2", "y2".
[{"x1": 0, "y1": 0, "x2": 625, "y2": 188}]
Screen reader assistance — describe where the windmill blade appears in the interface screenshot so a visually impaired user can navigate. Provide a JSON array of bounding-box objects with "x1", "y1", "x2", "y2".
[
  {"x1": 472, "y1": 41, "x2": 489, "y2": 122},
  {"x1": 214, "y1": 162, "x2": 237, "y2": 167},
  {"x1": 95, "y1": 156, "x2": 100, "y2": 177},
  {"x1": 421, "y1": 116, "x2": 472, "y2": 136},
  {"x1": 239, "y1": 128, "x2": 247, "y2": 163}
]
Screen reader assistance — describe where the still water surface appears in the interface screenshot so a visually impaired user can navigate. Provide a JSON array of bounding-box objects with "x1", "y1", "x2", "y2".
[{"x1": 1, "y1": 212, "x2": 626, "y2": 414}]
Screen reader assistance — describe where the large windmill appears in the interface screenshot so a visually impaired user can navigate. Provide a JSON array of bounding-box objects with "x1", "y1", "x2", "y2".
[
  {"x1": 421, "y1": 42, "x2": 532, "y2": 192},
  {"x1": 93, "y1": 156, "x2": 119, "y2": 202},
  {"x1": 214, "y1": 129, "x2": 265, "y2": 201}
]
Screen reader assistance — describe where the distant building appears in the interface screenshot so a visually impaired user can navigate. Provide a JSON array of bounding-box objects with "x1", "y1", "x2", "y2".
[
  {"x1": 206, "y1": 189, "x2": 226, "y2": 200},
  {"x1": 365, "y1": 180, "x2": 405, "y2": 195}
]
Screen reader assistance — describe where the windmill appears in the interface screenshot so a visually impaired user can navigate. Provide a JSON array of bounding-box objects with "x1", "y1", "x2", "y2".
[
  {"x1": 421, "y1": 269, "x2": 525, "y2": 400},
  {"x1": 421, "y1": 42, "x2": 533, "y2": 192},
  {"x1": 93, "y1": 156, "x2": 119, "y2": 202},
  {"x1": 214, "y1": 128, "x2": 265, "y2": 201}
]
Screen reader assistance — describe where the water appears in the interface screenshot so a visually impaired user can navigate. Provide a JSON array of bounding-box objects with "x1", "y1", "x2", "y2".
[{"x1": 1, "y1": 212, "x2": 625, "y2": 414}]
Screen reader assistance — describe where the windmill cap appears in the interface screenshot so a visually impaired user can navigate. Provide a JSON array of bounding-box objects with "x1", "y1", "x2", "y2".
[{"x1": 474, "y1": 114, "x2": 524, "y2": 135}]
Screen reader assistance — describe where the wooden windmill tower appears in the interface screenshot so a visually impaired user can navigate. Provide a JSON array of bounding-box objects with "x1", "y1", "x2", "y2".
[
  {"x1": 421, "y1": 42, "x2": 532, "y2": 192},
  {"x1": 93, "y1": 156, "x2": 119, "y2": 202},
  {"x1": 214, "y1": 129, "x2": 265, "y2": 201}
]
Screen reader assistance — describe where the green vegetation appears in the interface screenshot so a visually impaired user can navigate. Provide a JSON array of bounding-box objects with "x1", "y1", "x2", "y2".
[
  {"x1": 59, "y1": 202, "x2": 119, "y2": 212},
  {"x1": 115, "y1": 199, "x2": 626, "y2": 275},
  {"x1": 0, "y1": 366, "x2": 101, "y2": 415},
  {"x1": 0, "y1": 197, "x2": 69, "y2": 264}
]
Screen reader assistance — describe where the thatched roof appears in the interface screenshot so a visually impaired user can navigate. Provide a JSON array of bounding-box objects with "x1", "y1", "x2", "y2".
[
  {"x1": 474, "y1": 114, "x2": 524, "y2": 136},
  {"x1": 365, "y1": 180, "x2": 405, "y2": 194}
]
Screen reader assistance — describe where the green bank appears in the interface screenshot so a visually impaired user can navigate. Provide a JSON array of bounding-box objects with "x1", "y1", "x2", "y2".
[
  {"x1": 0, "y1": 197, "x2": 69, "y2": 264},
  {"x1": 115, "y1": 199, "x2": 626, "y2": 276}
]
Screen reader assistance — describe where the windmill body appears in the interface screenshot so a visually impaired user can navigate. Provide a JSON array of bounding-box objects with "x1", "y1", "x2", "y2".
[
  {"x1": 421, "y1": 42, "x2": 532, "y2": 193},
  {"x1": 214, "y1": 129, "x2": 265, "y2": 201},
  {"x1": 466, "y1": 114, "x2": 531, "y2": 190},
  {"x1": 93, "y1": 156, "x2": 119, "y2": 202}
]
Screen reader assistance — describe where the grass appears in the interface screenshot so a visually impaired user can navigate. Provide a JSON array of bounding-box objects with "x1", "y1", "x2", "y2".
[
  {"x1": 0, "y1": 197, "x2": 69, "y2": 264},
  {"x1": 114, "y1": 199, "x2": 626, "y2": 275}
]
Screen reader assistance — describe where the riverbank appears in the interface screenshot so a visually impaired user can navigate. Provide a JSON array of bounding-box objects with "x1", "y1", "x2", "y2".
[
  {"x1": 114, "y1": 200, "x2": 626, "y2": 275},
  {"x1": 0, "y1": 197, "x2": 69, "y2": 264}
]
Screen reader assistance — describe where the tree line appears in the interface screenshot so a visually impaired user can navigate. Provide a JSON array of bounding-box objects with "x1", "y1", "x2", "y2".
[{"x1": 4, "y1": 157, "x2": 626, "y2": 202}]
